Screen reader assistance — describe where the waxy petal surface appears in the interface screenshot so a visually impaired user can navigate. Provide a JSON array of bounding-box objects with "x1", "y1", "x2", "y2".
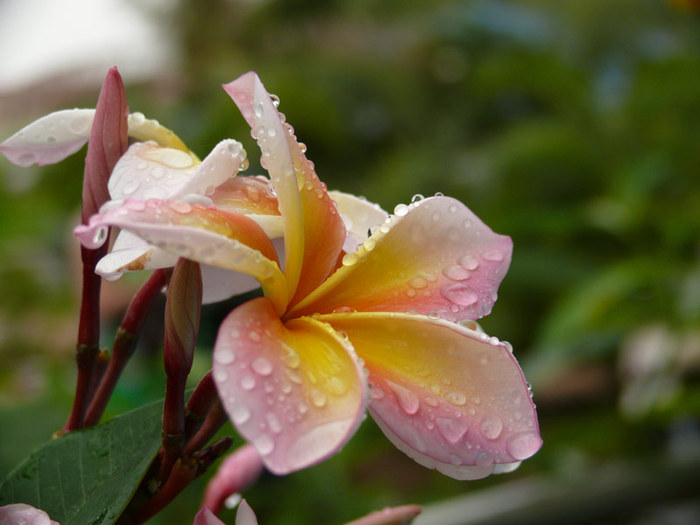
[
  {"x1": 0, "y1": 109, "x2": 95, "y2": 166},
  {"x1": 210, "y1": 176, "x2": 280, "y2": 217},
  {"x1": 320, "y1": 312, "x2": 540, "y2": 480},
  {"x1": 213, "y1": 297, "x2": 367, "y2": 475},
  {"x1": 291, "y1": 196, "x2": 512, "y2": 323},
  {"x1": 75, "y1": 199, "x2": 287, "y2": 311},
  {"x1": 329, "y1": 191, "x2": 389, "y2": 253},
  {"x1": 107, "y1": 138, "x2": 246, "y2": 202},
  {"x1": 224, "y1": 72, "x2": 346, "y2": 306}
]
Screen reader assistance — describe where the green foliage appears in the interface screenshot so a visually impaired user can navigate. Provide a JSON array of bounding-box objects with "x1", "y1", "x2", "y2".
[{"x1": 0, "y1": 399, "x2": 164, "y2": 524}]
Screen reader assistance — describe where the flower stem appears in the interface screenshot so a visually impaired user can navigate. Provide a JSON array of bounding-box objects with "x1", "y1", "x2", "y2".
[
  {"x1": 63, "y1": 243, "x2": 108, "y2": 431},
  {"x1": 83, "y1": 269, "x2": 170, "y2": 427}
]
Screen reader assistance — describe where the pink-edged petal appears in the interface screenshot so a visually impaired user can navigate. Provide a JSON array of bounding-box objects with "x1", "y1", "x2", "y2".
[
  {"x1": 210, "y1": 176, "x2": 279, "y2": 215},
  {"x1": 194, "y1": 507, "x2": 226, "y2": 525},
  {"x1": 328, "y1": 191, "x2": 389, "y2": 253},
  {"x1": 75, "y1": 199, "x2": 288, "y2": 312},
  {"x1": 0, "y1": 109, "x2": 94, "y2": 167},
  {"x1": 95, "y1": 230, "x2": 178, "y2": 280},
  {"x1": 213, "y1": 297, "x2": 368, "y2": 475},
  {"x1": 108, "y1": 141, "x2": 198, "y2": 200},
  {"x1": 175, "y1": 140, "x2": 246, "y2": 197},
  {"x1": 236, "y1": 500, "x2": 258, "y2": 525},
  {"x1": 320, "y1": 312, "x2": 541, "y2": 480},
  {"x1": 224, "y1": 72, "x2": 304, "y2": 299},
  {"x1": 202, "y1": 444, "x2": 264, "y2": 514},
  {"x1": 346, "y1": 505, "x2": 422, "y2": 525},
  {"x1": 224, "y1": 72, "x2": 346, "y2": 305},
  {"x1": 290, "y1": 196, "x2": 512, "y2": 323},
  {"x1": 0, "y1": 504, "x2": 60, "y2": 525}
]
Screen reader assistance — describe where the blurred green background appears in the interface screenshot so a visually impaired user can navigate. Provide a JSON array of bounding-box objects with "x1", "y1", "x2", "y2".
[{"x1": 1, "y1": 0, "x2": 699, "y2": 523}]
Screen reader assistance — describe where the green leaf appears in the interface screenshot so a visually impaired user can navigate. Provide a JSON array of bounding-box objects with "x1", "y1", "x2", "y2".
[{"x1": 0, "y1": 398, "x2": 164, "y2": 525}]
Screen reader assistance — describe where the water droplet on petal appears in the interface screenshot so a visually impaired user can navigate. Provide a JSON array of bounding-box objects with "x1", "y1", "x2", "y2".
[
  {"x1": 370, "y1": 387, "x2": 385, "y2": 400},
  {"x1": 254, "y1": 434, "x2": 275, "y2": 455},
  {"x1": 446, "y1": 390, "x2": 467, "y2": 406},
  {"x1": 474, "y1": 450, "x2": 494, "y2": 467},
  {"x1": 266, "y1": 413, "x2": 282, "y2": 433},
  {"x1": 342, "y1": 252, "x2": 360, "y2": 266},
  {"x1": 216, "y1": 347, "x2": 236, "y2": 365},
  {"x1": 169, "y1": 201, "x2": 192, "y2": 214},
  {"x1": 437, "y1": 417, "x2": 468, "y2": 443},
  {"x1": 480, "y1": 415, "x2": 503, "y2": 440},
  {"x1": 248, "y1": 331, "x2": 262, "y2": 342},
  {"x1": 411, "y1": 194, "x2": 425, "y2": 203},
  {"x1": 442, "y1": 264, "x2": 471, "y2": 281},
  {"x1": 409, "y1": 277, "x2": 428, "y2": 289},
  {"x1": 270, "y1": 94, "x2": 281, "y2": 108},
  {"x1": 450, "y1": 454, "x2": 463, "y2": 465},
  {"x1": 241, "y1": 375, "x2": 256, "y2": 391},
  {"x1": 506, "y1": 431, "x2": 542, "y2": 460},
  {"x1": 232, "y1": 405, "x2": 251, "y2": 425},
  {"x1": 252, "y1": 357, "x2": 273, "y2": 376},
  {"x1": 459, "y1": 254, "x2": 479, "y2": 270},
  {"x1": 393, "y1": 204, "x2": 409, "y2": 217},
  {"x1": 310, "y1": 389, "x2": 327, "y2": 407},
  {"x1": 387, "y1": 381, "x2": 420, "y2": 415},
  {"x1": 122, "y1": 180, "x2": 141, "y2": 195},
  {"x1": 441, "y1": 284, "x2": 478, "y2": 306}
]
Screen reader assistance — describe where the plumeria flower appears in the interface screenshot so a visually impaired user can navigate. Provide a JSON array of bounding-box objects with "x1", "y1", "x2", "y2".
[
  {"x1": 74, "y1": 72, "x2": 541, "y2": 479},
  {"x1": 1, "y1": 95, "x2": 386, "y2": 304}
]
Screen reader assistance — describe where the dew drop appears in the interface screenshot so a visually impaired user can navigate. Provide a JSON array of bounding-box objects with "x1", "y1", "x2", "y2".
[
  {"x1": 232, "y1": 405, "x2": 251, "y2": 425},
  {"x1": 169, "y1": 201, "x2": 192, "y2": 214},
  {"x1": 248, "y1": 331, "x2": 262, "y2": 342},
  {"x1": 252, "y1": 357, "x2": 273, "y2": 376},
  {"x1": 213, "y1": 368, "x2": 228, "y2": 382},
  {"x1": 387, "y1": 381, "x2": 420, "y2": 415},
  {"x1": 449, "y1": 454, "x2": 463, "y2": 465},
  {"x1": 240, "y1": 375, "x2": 257, "y2": 391},
  {"x1": 216, "y1": 347, "x2": 236, "y2": 365},
  {"x1": 253, "y1": 103, "x2": 264, "y2": 118},
  {"x1": 411, "y1": 194, "x2": 425, "y2": 203},
  {"x1": 310, "y1": 389, "x2": 327, "y2": 407},
  {"x1": 270, "y1": 94, "x2": 281, "y2": 108},
  {"x1": 446, "y1": 390, "x2": 467, "y2": 406},
  {"x1": 266, "y1": 413, "x2": 282, "y2": 433},
  {"x1": 442, "y1": 264, "x2": 471, "y2": 281},
  {"x1": 370, "y1": 387, "x2": 385, "y2": 400},
  {"x1": 459, "y1": 254, "x2": 479, "y2": 270},
  {"x1": 254, "y1": 434, "x2": 275, "y2": 455},
  {"x1": 474, "y1": 450, "x2": 494, "y2": 467},
  {"x1": 327, "y1": 376, "x2": 347, "y2": 396},
  {"x1": 506, "y1": 431, "x2": 542, "y2": 460},
  {"x1": 93, "y1": 227, "x2": 108, "y2": 246},
  {"x1": 393, "y1": 204, "x2": 409, "y2": 217},
  {"x1": 424, "y1": 396, "x2": 439, "y2": 407},
  {"x1": 441, "y1": 284, "x2": 478, "y2": 306},
  {"x1": 342, "y1": 252, "x2": 360, "y2": 266},
  {"x1": 409, "y1": 277, "x2": 428, "y2": 289},
  {"x1": 480, "y1": 415, "x2": 503, "y2": 440},
  {"x1": 17, "y1": 153, "x2": 36, "y2": 166},
  {"x1": 437, "y1": 417, "x2": 468, "y2": 443},
  {"x1": 281, "y1": 348, "x2": 300, "y2": 368}
]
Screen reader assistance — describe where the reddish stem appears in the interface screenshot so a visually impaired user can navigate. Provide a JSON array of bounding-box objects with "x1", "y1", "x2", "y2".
[
  {"x1": 64, "y1": 243, "x2": 108, "y2": 431},
  {"x1": 83, "y1": 269, "x2": 170, "y2": 427}
]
